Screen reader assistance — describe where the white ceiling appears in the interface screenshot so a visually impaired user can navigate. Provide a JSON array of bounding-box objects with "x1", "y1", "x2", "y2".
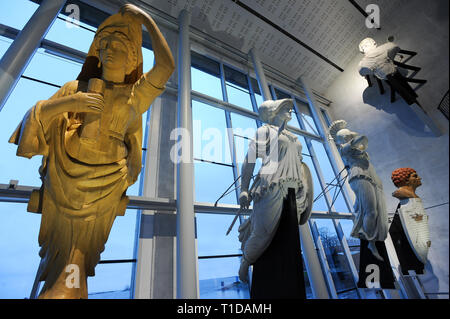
[{"x1": 138, "y1": 0, "x2": 404, "y2": 94}]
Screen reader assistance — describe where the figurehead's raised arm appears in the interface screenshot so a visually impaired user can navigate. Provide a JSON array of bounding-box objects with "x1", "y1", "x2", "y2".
[{"x1": 119, "y1": 4, "x2": 175, "y2": 89}]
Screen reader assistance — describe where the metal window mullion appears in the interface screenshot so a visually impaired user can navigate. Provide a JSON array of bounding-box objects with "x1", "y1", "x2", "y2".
[
  {"x1": 246, "y1": 75, "x2": 262, "y2": 128},
  {"x1": 176, "y1": 10, "x2": 198, "y2": 299},
  {"x1": 269, "y1": 84, "x2": 277, "y2": 100},
  {"x1": 309, "y1": 219, "x2": 339, "y2": 299}
]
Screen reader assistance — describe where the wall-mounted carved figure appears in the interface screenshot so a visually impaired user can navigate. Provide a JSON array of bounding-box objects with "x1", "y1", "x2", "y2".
[
  {"x1": 9, "y1": 4, "x2": 175, "y2": 299},
  {"x1": 390, "y1": 168, "x2": 430, "y2": 274},
  {"x1": 329, "y1": 120, "x2": 388, "y2": 261},
  {"x1": 358, "y1": 37, "x2": 426, "y2": 106}
]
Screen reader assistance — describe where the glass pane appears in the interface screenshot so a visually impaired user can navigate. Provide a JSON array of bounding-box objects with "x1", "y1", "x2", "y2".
[
  {"x1": 273, "y1": 87, "x2": 290, "y2": 100},
  {"x1": 321, "y1": 108, "x2": 332, "y2": 127},
  {"x1": 23, "y1": 48, "x2": 82, "y2": 87},
  {"x1": 224, "y1": 65, "x2": 253, "y2": 111},
  {"x1": 254, "y1": 93, "x2": 264, "y2": 109},
  {"x1": 87, "y1": 262, "x2": 133, "y2": 298},
  {"x1": 249, "y1": 77, "x2": 261, "y2": 95},
  {"x1": 193, "y1": 101, "x2": 231, "y2": 164},
  {"x1": 302, "y1": 255, "x2": 314, "y2": 299},
  {"x1": 339, "y1": 219, "x2": 360, "y2": 269},
  {"x1": 142, "y1": 48, "x2": 155, "y2": 74},
  {"x1": 230, "y1": 113, "x2": 257, "y2": 168},
  {"x1": 297, "y1": 137, "x2": 329, "y2": 213},
  {"x1": 313, "y1": 219, "x2": 357, "y2": 296},
  {"x1": 191, "y1": 67, "x2": 223, "y2": 100},
  {"x1": 191, "y1": 51, "x2": 221, "y2": 77},
  {"x1": 0, "y1": 0, "x2": 38, "y2": 31},
  {"x1": 126, "y1": 109, "x2": 149, "y2": 197},
  {"x1": 234, "y1": 135, "x2": 262, "y2": 177},
  {"x1": 249, "y1": 78, "x2": 264, "y2": 108},
  {"x1": 196, "y1": 213, "x2": 241, "y2": 256},
  {"x1": 194, "y1": 161, "x2": 236, "y2": 205},
  {"x1": 101, "y1": 209, "x2": 138, "y2": 261},
  {"x1": 230, "y1": 113, "x2": 257, "y2": 139},
  {"x1": 0, "y1": 202, "x2": 41, "y2": 299},
  {"x1": 198, "y1": 257, "x2": 250, "y2": 299},
  {"x1": 226, "y1": 83, "x2": 253, "y2": 111},
  {"x1": 0, "y1": 78, "x2": 59, "y2": 186},
  {"x1": 296, "y1": 99, "x2": 319, "y2": 136},
  {"x1": 44, "y1": 14, "x2": 95, "y2": 53},
  {"x1": 311, "y1": 140, "x2": 349, "y2": 213},
  {"x1": 301, "y1": 113, "x2": 319, "y2": 136},
  {"x1": 297, "y1": 135, "x2": 311, "y2": 157},
  {"x1": 339, "y1": 219, "x2": 359, "y2": 245}
]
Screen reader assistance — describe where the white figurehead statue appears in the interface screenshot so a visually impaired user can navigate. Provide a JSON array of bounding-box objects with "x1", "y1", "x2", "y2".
[
  {"x1": 358, "y1": 37, "x2": 421, "y2": 106},
  {"x1": 329, "y1": 120, "x2": 389, "y2": 260},
  {"x1": 237, "y1": 99, "x2": 313, "y2": 282},
  {"x1": 358, "y1": 37, "x2": 401, "y2": 80},
  {"x1": 391, "y1": 168, "x2": 430, "y2": 266}
]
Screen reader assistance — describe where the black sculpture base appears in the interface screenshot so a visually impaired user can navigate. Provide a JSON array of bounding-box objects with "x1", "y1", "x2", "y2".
[
  {"x1": 389, "y1": 211, "x2": 425, "y2": 275},
  {"x1": 250, "y1": 188, "x2": 306, "y2": 299},
  {"x1": 386, "y1": 71, "x2": 418, "y2": 105},
  {"x1": 357, "y1": 239, "x2": 396, "y2": 289}
]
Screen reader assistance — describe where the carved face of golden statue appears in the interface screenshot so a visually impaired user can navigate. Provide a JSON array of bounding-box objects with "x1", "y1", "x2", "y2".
[{"x1": 98, "y1": 34, "x2": 129, "y2": 70}]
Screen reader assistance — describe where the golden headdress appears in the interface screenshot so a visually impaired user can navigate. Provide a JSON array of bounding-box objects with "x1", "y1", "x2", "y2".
[{"x1": 77, "y1": 12, "x2": 143, "y2": 84}]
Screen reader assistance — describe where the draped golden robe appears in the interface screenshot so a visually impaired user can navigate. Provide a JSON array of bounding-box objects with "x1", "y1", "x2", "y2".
[{"x1": 9, "y1": 75, "x2": 163, "y2": 281}]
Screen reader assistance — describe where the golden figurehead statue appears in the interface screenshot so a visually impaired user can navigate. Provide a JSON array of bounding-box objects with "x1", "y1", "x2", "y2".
[{"x1": 9, "y1": 4, "x2": 175, "y2": 299}]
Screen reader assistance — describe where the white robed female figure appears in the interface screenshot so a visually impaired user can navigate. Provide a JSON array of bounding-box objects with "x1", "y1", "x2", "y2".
[
  {"x1": 329, "y1": 120, "x2": 388, "y2": 260},
  {"x1": 237, "y1": 99, "x2": 313, "y2": 282}
]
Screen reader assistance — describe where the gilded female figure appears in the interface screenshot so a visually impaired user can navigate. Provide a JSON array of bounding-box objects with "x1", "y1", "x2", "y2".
[{"x1": 9, "y1": 4, "x2": 174, "y2": 298}]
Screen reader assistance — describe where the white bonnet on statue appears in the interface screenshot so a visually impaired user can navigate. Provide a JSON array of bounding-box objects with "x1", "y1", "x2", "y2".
[
  {"x1": 258, "y1": 99, "x2": 293, "y2": 124},
  {"x1": 358, "y1": 37, "x2": 377, "y2": 54}
]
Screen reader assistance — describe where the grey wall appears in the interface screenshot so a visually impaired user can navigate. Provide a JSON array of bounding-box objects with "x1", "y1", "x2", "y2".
[{"x1": 325, "y1": 0, "x2": 449, "y2": 297}]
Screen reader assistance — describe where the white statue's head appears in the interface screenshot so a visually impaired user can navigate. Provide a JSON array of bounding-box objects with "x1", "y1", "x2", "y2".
[
  {"x1": 258, "y1": 99, "x2": 294, "y2": 126},
  {"x1": 329, "y1": 120, "x2": 358, "y2": 146},
  {"x1": 359, "y1": 37, "x2": 377, "y2": 54},
  {"x1": 336, "y1": 128, "x2": 359, "y2": 145}
]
